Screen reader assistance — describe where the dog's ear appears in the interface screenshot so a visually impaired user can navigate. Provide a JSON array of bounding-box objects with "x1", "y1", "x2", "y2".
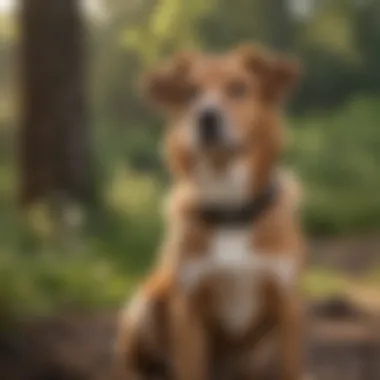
[
  {"x1": 141, "y1": 52, "x2": 197, "y2": 110},
  {"x1": 269, "y1": 55, "x2": 300, "y2": 100},
  {"x1": 236, "y1": 44, "x2": 300, "y2": 102}
]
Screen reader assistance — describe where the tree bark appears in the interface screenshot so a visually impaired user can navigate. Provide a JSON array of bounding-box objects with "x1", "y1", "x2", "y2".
[{"x1": 19, "y1": 0, "x2": 91, "y2": 208}]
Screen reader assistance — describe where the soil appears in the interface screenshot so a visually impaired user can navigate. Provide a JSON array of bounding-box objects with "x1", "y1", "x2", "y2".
[{"x1": 0, "y1": 299, "x2": 379, "y2": 380}]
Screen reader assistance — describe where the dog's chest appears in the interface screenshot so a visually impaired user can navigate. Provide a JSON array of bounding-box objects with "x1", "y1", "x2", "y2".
[{"x1": 208, "y1": 229, "x2": 262, "y2": 335}]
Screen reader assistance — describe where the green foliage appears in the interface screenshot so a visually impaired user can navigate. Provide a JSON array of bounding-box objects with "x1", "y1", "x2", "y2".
[
  {"x1": 91, "y1": 0, "x2": 380, "y2": 122},
  {"x1": 0, "y1": 250, "x2": 135, "y2": 315},
  {"x1": 288, "y1": 97, "x2": 380, "y2": 235},
  {"x1": 0, "y1": 161, "x2": 163, "y2": 316}
]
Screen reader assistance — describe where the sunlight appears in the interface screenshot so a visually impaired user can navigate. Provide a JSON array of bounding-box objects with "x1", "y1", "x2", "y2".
[{"x1": 0, "y1": 0, "x2": 13, "y2": 12}]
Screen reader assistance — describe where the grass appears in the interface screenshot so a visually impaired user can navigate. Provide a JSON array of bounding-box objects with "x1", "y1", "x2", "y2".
[{"x1": 0, "y1": 250, "x2": 138, "y2": 316}]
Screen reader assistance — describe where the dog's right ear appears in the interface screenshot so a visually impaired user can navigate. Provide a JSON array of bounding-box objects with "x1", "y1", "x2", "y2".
[
  {"x1": 141, "y1": 52, "x2": 197, "y2": 110},
  {"x1": 236, "y1": 44, "x2": 300, "y2": 103}
]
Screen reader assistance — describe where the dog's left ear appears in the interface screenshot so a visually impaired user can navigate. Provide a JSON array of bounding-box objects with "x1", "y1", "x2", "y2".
[
  {"x1": 270, "y1": 55, "x2": 300, "y2": 101},
  {"x1": 236, "y1": 44, "x2": 300, "y2": 102},
  {"x1": 140, "y1": 52, "x2": 197, "y2": 111}
]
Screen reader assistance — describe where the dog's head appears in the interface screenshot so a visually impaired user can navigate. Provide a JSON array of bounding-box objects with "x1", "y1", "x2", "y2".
[{"x1": 142, "y1": 44, "x2": 300, "y2": 186}]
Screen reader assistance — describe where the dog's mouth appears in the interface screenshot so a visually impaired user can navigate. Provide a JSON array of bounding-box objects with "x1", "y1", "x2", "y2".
[{"x1": 198, "y1": 142, "x2": 246, "y2": 170}]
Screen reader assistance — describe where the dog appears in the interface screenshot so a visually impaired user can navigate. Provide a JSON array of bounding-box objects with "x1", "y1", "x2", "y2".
[{"x1": 116, "y1": 44, "x2": 306, "y2": 380}]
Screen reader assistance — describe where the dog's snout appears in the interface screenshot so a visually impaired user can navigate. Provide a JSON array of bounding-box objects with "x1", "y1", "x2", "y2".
[{"x1": 198, "y1": 108, "x2": 222, "y2": 145}]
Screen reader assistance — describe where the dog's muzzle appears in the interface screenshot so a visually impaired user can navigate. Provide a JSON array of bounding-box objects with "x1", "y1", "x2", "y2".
[{"x1": 197, "y1": 107, "x2": 223, "y2": 147}]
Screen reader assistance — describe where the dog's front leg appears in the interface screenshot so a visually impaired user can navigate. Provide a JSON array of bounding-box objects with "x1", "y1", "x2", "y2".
[
  {"x1": 169, "y1": 290, "x2": 208, "y2": 380},
  {"x1": 278, "y1": 291, "x2": 302, "y2": 380}
]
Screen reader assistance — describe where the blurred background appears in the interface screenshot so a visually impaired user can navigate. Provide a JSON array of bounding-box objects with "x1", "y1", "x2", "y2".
[{"x1": 0, "y1": 0, "x2": 380, "y2": 379}]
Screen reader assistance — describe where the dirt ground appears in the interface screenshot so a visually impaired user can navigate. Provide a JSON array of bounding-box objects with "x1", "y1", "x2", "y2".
[{"x1": 0, "y1": 299, "x2": 379, "y2": 380}]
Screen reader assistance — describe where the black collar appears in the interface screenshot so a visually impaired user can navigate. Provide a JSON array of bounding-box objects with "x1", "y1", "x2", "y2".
[{"x1": 197, "y1": 180, "x2": 278, "y2": 227}]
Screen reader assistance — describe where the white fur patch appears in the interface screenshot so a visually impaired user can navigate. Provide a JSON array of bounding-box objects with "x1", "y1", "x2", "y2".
[
  {"x1": 179, "y1": 228, "x2": 297, "y2": 335},
  {"x1": 196, "y1": 160, "x2": 250, "y2": 205}
]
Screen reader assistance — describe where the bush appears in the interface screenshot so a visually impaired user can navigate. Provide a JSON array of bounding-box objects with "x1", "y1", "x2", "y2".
[{"x1": 287, "y1": 96, "x2": 380, "y2": 235}]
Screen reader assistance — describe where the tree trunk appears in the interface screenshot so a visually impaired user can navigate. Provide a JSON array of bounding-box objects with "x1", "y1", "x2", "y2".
[{"x1": 19, "y1": 0, "x2": 91, "y2": 209}]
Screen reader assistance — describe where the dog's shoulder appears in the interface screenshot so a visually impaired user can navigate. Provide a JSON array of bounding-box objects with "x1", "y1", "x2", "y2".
[
  {"x1": 252, "y1": 168, "x2": 304, "y2": 254},
  {"x1": 162, "y1": 182, "x2": 199, "y2": 223}
]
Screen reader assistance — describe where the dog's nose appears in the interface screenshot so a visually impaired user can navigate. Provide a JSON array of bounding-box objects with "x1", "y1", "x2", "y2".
[{"x1": 197, "y1": 108, "x2": 222, "y2": 145}]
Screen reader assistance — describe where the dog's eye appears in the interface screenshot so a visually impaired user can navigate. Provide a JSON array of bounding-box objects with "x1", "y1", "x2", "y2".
[{"x1": 226, "y1": 80, "x2": 249, "y2": 99}]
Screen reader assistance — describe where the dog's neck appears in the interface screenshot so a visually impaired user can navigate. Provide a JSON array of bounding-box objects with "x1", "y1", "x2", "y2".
[
  {"x1": 185, "y1": 158, "x2": 277, "y2": 227},
  {"x1": 194, "y1": 159, "x2": 252, "y2": 207}
]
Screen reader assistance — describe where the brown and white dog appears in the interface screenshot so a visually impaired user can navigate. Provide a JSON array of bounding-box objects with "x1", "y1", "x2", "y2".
[{"x1": 116, "y1": 44, "x2": 306, "y2": 380}]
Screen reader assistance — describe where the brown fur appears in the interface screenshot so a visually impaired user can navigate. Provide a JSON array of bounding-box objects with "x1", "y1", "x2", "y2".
[{"x1": 117, "y1": 44, "x2": 304, "y2": 380}]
